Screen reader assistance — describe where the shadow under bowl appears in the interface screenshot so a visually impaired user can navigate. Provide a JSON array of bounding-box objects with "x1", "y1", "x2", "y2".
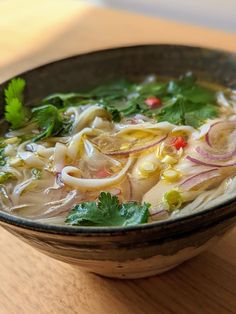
[{"x1": 0, "y1": 44, "x2": 236, "y2": 279}]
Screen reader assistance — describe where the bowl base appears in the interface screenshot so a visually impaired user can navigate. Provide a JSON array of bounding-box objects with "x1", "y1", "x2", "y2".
[{"x1": 70, "y1": 236, "x2": 219, "y2": 279}]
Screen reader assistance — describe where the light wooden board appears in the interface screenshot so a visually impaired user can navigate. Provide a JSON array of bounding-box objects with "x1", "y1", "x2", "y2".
[{"x1": 0, "y1": 1, "x2": 236, "y2": 313}]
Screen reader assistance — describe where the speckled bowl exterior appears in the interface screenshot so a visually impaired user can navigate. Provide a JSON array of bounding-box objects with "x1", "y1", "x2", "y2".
[{"x1": 1, "y1": 45, "x2": 236, "y2": 279}]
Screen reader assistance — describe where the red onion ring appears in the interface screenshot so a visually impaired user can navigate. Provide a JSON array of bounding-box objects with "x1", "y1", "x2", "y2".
[
  {"x1": 126, "y1": 174, "x2": 133, "y2": 201},
  {"x1": 195, "y1": 146, "x2": 236, "y2": 161},
  {"x1": 105, "y1": 134, "x2": 168, "y2": 156},
  {"x1": 205, "y1": 122, "x2": 220, "y2": 147},
  {"x1": 150, "y1": 209, "x2": 169, "y2": 220},
  {"x1": 180, "y1": 168, "x2": 220, "y2": 191},
  {"x1": 186, "y1": 155, "x2": 236, "y2": 167},
  {"x1": 205, "y1": 121, "x2": 236, "y2": 148}
]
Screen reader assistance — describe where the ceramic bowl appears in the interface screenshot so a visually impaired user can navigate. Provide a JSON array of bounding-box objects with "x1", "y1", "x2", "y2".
[{"x1": 0, "y1": 45, "x2": 236, "y2": 279}]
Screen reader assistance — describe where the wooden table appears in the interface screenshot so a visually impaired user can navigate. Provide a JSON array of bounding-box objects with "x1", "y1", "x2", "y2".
[{"x1": 1, "y1": 1, "x2": 236, "y2": 313}]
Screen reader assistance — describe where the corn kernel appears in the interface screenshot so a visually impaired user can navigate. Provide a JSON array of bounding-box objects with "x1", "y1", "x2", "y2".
[
  {"x1": 162, "y1": 169, "x2": 181, "y2": 182},
  {"x1": 4, "y1": 137, "x2": 19, "y2": 144},
  {"x1": 138, "y1": 161, "x2": 159, "y2": 178},
  {"x1": 161, "y1": 155, "x2": 178, "y2": 165},
  {"x1": 163, "y1": 189, "x2": 183, "y2": 211}
]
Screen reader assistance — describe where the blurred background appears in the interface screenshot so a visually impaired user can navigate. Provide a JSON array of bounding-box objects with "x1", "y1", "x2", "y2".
[
  {"x1": 87, "y1": 0, "x2": 236, "y2": 32},
  {"x1": 1, "y1": 0, "x2": 236, "y2": 83}
]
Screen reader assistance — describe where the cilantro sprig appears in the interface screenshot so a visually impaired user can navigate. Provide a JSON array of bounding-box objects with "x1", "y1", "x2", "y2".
[
  {"x1": 32, "y1": 104, "x2": 63, "y2": 141},
  {"x1": 3, "y1": 79, "x2": 68, "y2": 141},
  {"x1": 156, "y1": 95, "x2": 218, "y2": 128},
  {"x1": 4, "y1": 78, "x2": 29, "y2": 129},
  {"x1": 155, "y1": 72, "x2": 219, "y2": 127},
  {"x1": 65, "y1": 192, "x2": 150, "y2": 227}
]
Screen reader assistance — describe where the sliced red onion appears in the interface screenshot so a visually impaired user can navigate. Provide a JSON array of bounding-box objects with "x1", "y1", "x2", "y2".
[
  {"x1": 205, "y1": 121, "x2": 236, "y2": 148},
  {"x1": 180, "y1": 168, "x2": 220, "y2": 191},
  {"x1": 150, "y1": 209, "x2": 169, "y2": 220},
  {"x1": 106, "y1": 134, "x2": 168, "y2": 156},
  {"x1": 126, "y1": 174, "x2": 133, "y2": 201},
  {"x1": 186, "y1": 155, "x2": 236, "y2": 168},
  {"x1": 195, "y1": 146, "x2": 236, "y2": 161},
  {"x1": 205, "y1": 122, "x2": 221, "y2": 147}
]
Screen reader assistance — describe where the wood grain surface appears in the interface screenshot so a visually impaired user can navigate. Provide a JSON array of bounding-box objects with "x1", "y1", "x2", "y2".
[{"x1": 0, "y1": 1, "x2": 236, "y2": 313}]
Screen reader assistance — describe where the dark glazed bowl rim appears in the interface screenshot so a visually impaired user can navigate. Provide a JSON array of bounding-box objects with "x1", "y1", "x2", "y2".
[{"x1": 0, "y1": 44, "x2": 236, "y2": 235}]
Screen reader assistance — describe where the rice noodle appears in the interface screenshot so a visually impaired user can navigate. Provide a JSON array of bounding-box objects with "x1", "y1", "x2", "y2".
[
  {"x1": 11, "y1": 178, "x2": 37, "y2": 204},
  {"x1": 61, "y1": 157, "x2": 133, "y2": 190},
  {"x1": 35, "y1": 190, "x2": 78, "y2": 219},
  {"x1": 18, "y1": 151, "x2": 45, "y2": 167},
  {"x1": 53, "y1": 143, "x2": 67, "y2": 172},
  {"x1": 70, "y1": 105, "x2": 110, "y2": 133},
  {"x1": 67, "y1": 127, "x2": 98, "y2": 160}
]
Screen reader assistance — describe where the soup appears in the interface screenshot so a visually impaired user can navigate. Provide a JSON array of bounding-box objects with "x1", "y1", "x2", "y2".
[{"x1": 0, "y1": 72, "x2": 236, "y2": 226}]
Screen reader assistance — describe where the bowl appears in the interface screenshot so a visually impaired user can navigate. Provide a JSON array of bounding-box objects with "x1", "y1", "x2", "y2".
[{"x1": 1, "y1": 44, "x2": 236, "y2": 279}]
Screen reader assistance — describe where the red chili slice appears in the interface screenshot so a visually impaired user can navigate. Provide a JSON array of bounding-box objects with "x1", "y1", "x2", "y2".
[
  {"x1": 145, "y1": 97, "x2": 161, "y2": 109},
  {"x1": 171, "y1": 136, "x2": 187, "y2": 150}
]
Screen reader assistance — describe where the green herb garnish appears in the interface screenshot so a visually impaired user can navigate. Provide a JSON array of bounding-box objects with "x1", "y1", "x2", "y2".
[
  {"x1": 2, "y1": 73, "x2": 220, "y2": 141},
  {"x1": 4, "y1": 78, "x2": 29, "y2": 129},
  {"x1": 32, "y1": 104, "x2": 63, "y2": 141},
  {"x1": 65, "y1": 192, "x2": 150, "y2": 227},
  {"x1": 156, "y1": 96, "x2": 218, "y2": 128},
  {"x1": 155, "y1": 72, "x2": 219, "y2": 127}
]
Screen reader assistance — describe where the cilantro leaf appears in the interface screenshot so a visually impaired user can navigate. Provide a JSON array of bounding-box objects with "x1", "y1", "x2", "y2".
[
  {"x1": 167, "y1": 72, "x2": 197, "y2": 94},
  {"x1": 65, "y1": 192, "x2": 150, "y2": 227},
  {"x1": 5, "y1": 78, "x2": 25, "y2": 103},
  {"x1": 167, "y1": 72, "x2": 216, "y2": 104},
  {"x1": 4, "y1": 78, "x2": 29, "y2": 129},
  {"x1": 89, "y1": 80, "x2": 132, "y2": 100},
  {"x1": 157, "y1": 96, "x2": 219, "y2": 128},
  {"x1": 104, "y1": 106, "x2": 121, "y2": 122},
  {"x1": 183, "y1": 103, "x2": 219, "y2": 128},
  {"x1": 43, "y1": 92, "x2": 91, "y2": 108},
  {"x1": 32, "y1": 104, "x2": 63, "y2": 141},
  {"x1": 156, "y1": 97, "x2": 187, "y2": 125},
  {"x1": 181, "y1": 85, "x2": 215, "y2": 104},
  {"x1": 119, "y1": 202, "x2": 150, "y2": 226},
  {"x1": 42, "y1": 80, "x2": 132, "y2": 122}
]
